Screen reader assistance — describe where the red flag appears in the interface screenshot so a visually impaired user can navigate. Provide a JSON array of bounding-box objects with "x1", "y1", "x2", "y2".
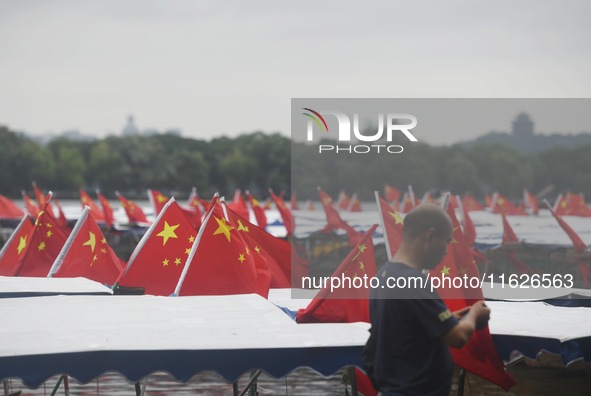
[
  {"x1": 173, "y1": 199, "x2": 259, "y2": 296},
  {"x1": 269, "y1": 189, "x2": 295, "y2": 236},
  {"x1": 399, "y1": 192, "x2": 414, "y2": 214},
  {"x1": 290, "y1": 192, "x2": 299, "y2": 211},
  {"x1": 523, "y1": 189, "x2": 539, "y2": 215},
  {"x1": 500, "y1": 211, "x2": 534, "y2": 275},
  {"x1": 348, "y1": 193, "x2": 362, "y2": 212},
  {"x1": 49, "y1": 207, "x2": 124, "y2": 285},
  {"x1": 296, "y1": 224, "x2": 378, "y2": 323},
  {"x1": 187, "y1": 187, "x2": 205, "y2": 215},
  {"x1": 148, "y1": 189, "x2": 201, "y2": 229},
  {"x1": 52, "y1": 198, "x2": 70, "y2": 230},
  {"x1": 547, "y1": 204, "x2": 590, "y2": 286},
  {"x1": 460, "y1": 200, "x2": 477, "y2": 246},
  {"x1": 115, "y1": 198, "x2": 197, "y2": 296},
  {"x1": 337, "y1": 190, "x2": 351, "y2": 210},
  {"x1": 0, "y1": 215, "x2": 34, "y2": 276},
  {"x1": 228, "y1": 189, "x2": 250, "y2": 220},
  {"x1": 384, "y1": 184, "x2": 401, "y2": 203},
  {"x1": 317, "y1": 187, "x2": 361, "y2": 245},
  {"x1": 0, "y1": 194, "x2": 25, "y2": 219},
  {"x1": 96, "y1": 190, "x2": 115, "y2": 230},
  {"x1": 116, "y1": 192, "x2": 149, "y2": 224},
  {"x1": 430, "y1": 205, "x2": 516, "y2": 391},
  {"x1": 80, "y1": 189, "x2": 105, "y2": 223},
  {"x1": 22, "y1": 191, "x2": 40, "y2": 218},
  {"x1": 462, "y1": 193, "x2": 485, "y2": 212},
  {"x1": 491, "y1": 193, "x2": 526, "y2": 215},
  {"x1": 246, "y1": 191, "x2": 268, "y2": 230},
  {"x1": 32, "y1": 181, "x2": 53, "y2": 214},
  {"x1": 15, "y1": 206, "x2": 69, "y2": 277},
  {"x1": 375, "y1": 193, "x2": 404, "y2": 260}
]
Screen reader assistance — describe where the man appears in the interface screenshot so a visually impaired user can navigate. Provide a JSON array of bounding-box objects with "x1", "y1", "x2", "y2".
[{"x1": 364, "y1": 203, "x2": 490, "y2": 396}]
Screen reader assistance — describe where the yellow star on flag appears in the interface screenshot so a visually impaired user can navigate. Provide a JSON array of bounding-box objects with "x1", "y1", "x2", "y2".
[
  {"x1": 17, "y1": 236, "x2": 27, "y2": 255},
  {"x1": 254, "y1": 246, "x2": 261, "y2": 254},
  {"x1": 101, "y1": 237, "x2": 107, "y2": 244},
  {"x1": 83, "y1": 231, "x2": 97, "y2": 252},
  {"x1": 238, "y1": 253, "x2": 246, "y2": 263},
  {"x1": 100, "y1": 248, "x2": 107, "y2": 254},
  {"x1": 358, "y1": 244, "x2": 367, "y2": 253},
  {"x1": 174, "y1": 257, "x2": 182, "y2": 266},
  {"x1": 185, "y1": 247, "x2": 191, "y2": 255},
  {"x1": 157, "y1": 221, "x2": 180, "y2": 246},
  {"x1": 37, "y1": 241, "x2": 46, "y2": 251},
  {"x1": 213, "y1": 216, "x2": 234, "y2": 242},
  {"x1": 441, "y1": 266, "x2": 451, "y2": 275},
  {"x1": 237, "y1": 220, "x2": 249, "y2": 232},
  {"x1": 188, "y1": 235, "x2": 195, "y2": 243},
  {"x1": 157, "y1": 194, "x2": 168, "y2": 203},
  {"x1": 389, "y1": 211, "x2": 403, "y2": 224},
  {"x1": 162, "y1": 258, "x2": 170, "y2": 267},
  {"x1": 90, "y1": 255, "x2": 98, "y2": 266},
  {"x1": 359, "y1": 261, "x2": 365, "y2": 271},
  {"x1": 451, "y1": 227, "x2": 459, "y2": 244},
  {"x1": 46, "y1": 230, "x2": 53, "y2": 238}
]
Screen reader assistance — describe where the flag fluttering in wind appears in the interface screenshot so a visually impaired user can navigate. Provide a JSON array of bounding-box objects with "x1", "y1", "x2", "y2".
[
  {"x1": 0, "y1": 215, "x2": 34, "y2": 276},
  {"x1": 269, "y1": 189, "x2": 295, "y2": 236},
  {"x1": 246, "y1": 191, "x2": 268, "y2": 230},
  {"x1": 114, "y1": 198, "x2": 197, "y2": 295},
  {"x1": 173, "y1": 198, "x2": 260, "y2": 297},
  {"x1": 22, "y1": 191, "x2": 40, "y2": 218},
  {"x1": 227, "y1": 189, "x2": 250, "y2": 221},
  {"x1": 32, "y1": 182, "x2": 53, "y2": 214},
  {"x1": 523, "y1": 189, "x2": 539, "y2": 215},
  {"x1": 96, "y1": 190, "x2": 115, "y2": 230},
  {"x1": 0, "y1": 194, "x2": 25, "y2": 220},
  {"x1": 430, "y1": 205, "x2": 516, "y2": 391},
  {"x1": 462, "y1": 193, "x2": 485, "y2": 212},
  {"x1": 317, "y1": 187, "x2": 361, "y2": 245},
  {"x1": 499, "y1": 211, "x2": 534, "y2": 275},
  {"x1": 296, "y1": 224, "x2": 378, "y2": 323},
  {"x1": 148, "y1": 189, "x2": 201, "y2": 229},
  {"x1": 80, "y1": 189, "x2": 105, "y2": 223},
  {"x1": 555, "y1": 192, "x2": 591, "y2": 217},
  {"x1": 490, "y1": 192, "x2": 526, "y2": 216},
  {"x1": 337, "y1": 190, "x2": 351, "y2": 210},
  {"x1": 116, "y1": 192, "x2": 149, "y2": 225},
  {"x1": 348, "y1": 193, "x2": 362, "y2": 212},
  {"x1": 49, "y1": 207, "x2": 124, "y2": 284},
  {"x1": 384, "y1": 184, "x2": 401, "y2": 204},
  {"x1": 375, "y1": 192, "x2": 404, "y2": 261}
]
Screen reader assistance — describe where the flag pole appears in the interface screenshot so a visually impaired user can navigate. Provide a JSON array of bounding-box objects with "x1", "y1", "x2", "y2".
[
  {"x1": 48, "y1": 206, "x2": 90, "y2": 277},
  {"x1": 374, "y1": 191, "x2": 393, "y2": 261}
]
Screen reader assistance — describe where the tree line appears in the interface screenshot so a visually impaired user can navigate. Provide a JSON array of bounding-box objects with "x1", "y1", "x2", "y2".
[{"x1": 1, "y1": 125, "x2": 590, "y2": 202}]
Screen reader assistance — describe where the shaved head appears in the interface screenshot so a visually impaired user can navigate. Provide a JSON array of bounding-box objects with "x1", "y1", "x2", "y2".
[{"x1": 402, "y1": 204, "x2": 453, "y2": 241}]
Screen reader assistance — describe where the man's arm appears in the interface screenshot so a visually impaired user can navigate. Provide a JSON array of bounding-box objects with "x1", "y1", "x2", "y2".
[{"x1": 443, "y1": 301, "x2": 490, "y2": 349}]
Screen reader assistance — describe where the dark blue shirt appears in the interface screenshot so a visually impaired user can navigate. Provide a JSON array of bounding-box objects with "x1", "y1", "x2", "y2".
[{"x1": 367, "y1": 262, "x2": 458, "y2": 396}]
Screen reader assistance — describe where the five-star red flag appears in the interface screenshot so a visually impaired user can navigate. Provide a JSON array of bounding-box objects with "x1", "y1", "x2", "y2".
[
  {"x1": 246, "y1": 191, "x2": 268, "y2": 230},
  {"x1": 0, "y1": 194, "x2": 25, "y2": 219},
  {"x1": 0, "y1": 215, "x2": 34, "y2": 276},
  {"x1": 22, "y1": 191, "x2": 40, "y2": 218},
  {"x1": 384, "y1": 184, "x2": 401, "y2": 204},
  {"x1": 116, "y1": 192, "x2": 150, "y2": 224},
  {"x1": 53, "y1": 197, "x2": 70, "y2": 230},
  {"x1": 49, "y1": 207, "x2": 124, "y2": 284},
  {"x1": 32, "y1": 182, "x2": 54, "y2": 214},
  {"x1": 500, "y1": 211, "x2": 534, "y2": 275},
  {"x1": 96, "y1": 190, "x2": 115, "y2": 229},
  {"x1": 462, "y1": 193, "x2": 485, "y2": 212},
  {"x1": 187, "y1": 187, "x2": 205, "y2": 214},
  {"x1": 523, "y1": 189, "x2": 539, "y2": 215},
  {"x1": 148, "y1": 189, "x2": 201, "y2": 229},
  {"x1": 546, "y1": 203, "x2": 590, "y2": 286},
  {"x1": 80, "y1": 189, "x2": 105, "y2": 223},
  {"x1": 348, "y1": 193, "x2": 362, "y2": 212},
  {"x1": 173, "y1": 199, "x2": 259, "y2": 296},
  {"x1": 270, "y1": 189, "x2": 295, "y2": 236},
  {"x1": 337, "y1": 190, "x2": 351, "y2": 210},
  {"x1": 296, "y1": 224, "x2": 378, "y2": 324},
  {"x1": 228, "y1": 189, "x2": 250, "y2": 220},
  {"x1": 430, "y1": 205, "x2": 516, "y2": 391},
  {"x1": 491, "y1": 192, "x2": 526, "y2": 216},
  {"x1": 375, "y1": 192, "x2": 404, "y2": 261},
  {"x1": 317, "y1": 187, "x2": 361, "y2": 245},
  {"x1": 15, "y1": 206, "x2": 70, "y2": 277},
  {"x1": 114, "y1": 198, "x2": 197, "y2": 295}
]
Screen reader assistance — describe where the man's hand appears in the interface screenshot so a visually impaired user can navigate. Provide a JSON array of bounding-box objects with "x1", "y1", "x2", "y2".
[{"x1": 471, "y1": 300, "x2": 490, "y2": 330}]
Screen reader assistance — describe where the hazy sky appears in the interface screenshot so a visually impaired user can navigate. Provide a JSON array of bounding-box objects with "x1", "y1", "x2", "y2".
[{"x1": 1, "y1": 0, "x2": 590, "y2": 145}]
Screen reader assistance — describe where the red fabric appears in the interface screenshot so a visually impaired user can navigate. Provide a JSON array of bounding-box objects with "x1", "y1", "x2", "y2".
[
  {"x1": 0, "y1": 194, "x2": 25, "y2": 219},
  {"x1": 295, "y1": 224, "x2": 378, "y2": 323},
  {"x1": 430, "y1": 206, "x2": 516, "y2": 391},
  {"x1": 548, "y1": 206, "x2": 590, "y2": 286},
  {"x1": 376, "y1": 195, "x2": 404, "y2": 257},
  {"x1": 22, "y1": 192, "x2": 40, "y2": 218},
  {"x1": 246, "y1": 192, "x2": 268, "y2": 230},
  {"x1": 53, "y1": 198, "x2": 70, "y2": 230},
  {"x1": 462, "y1": 193, "x2": 485, "y2": 212},
  {"x1": 355, "y1": 367, "x2": 378, "y2": 396},
  {"x1": 51, "y1": 210, "x2": 124, "y2": 284},
  {"x1": 227, "y1": 190, "x2": 250, "y2": 220},
  {"x1": 461, "y1": 203, "x2": 477, "y2": 246},
  {"x1": 270, "y1": 189, "x2": 295, "y2": 236},
  {"x1": 523, "y1": 189, "x2": 539, "y2": 215},
  {"x1": 0, "y1": 215, "x2": 34, "y2": 276},
  {"x1": 96, "y1": 191, "x2": 115, "y2": 229},
  {"x1": 500, "y1": 212, "x2": 519, "y2": 244},
  {"x1": 317, "y1": 188, "x2": 361, "y2": 245},
  {"x1": 15, "y1": 208, "x2": 69, "y2": 277},
  {"x1": 149, "y1": 189, "x2": 201, "y2": 229},
  {"x1": 80, "y1": 189, "x2": 105, "y2": 223},
  {"x1": 32, "y1": 182, "x2": 54, "y2": 214},
  {"x1": 500, "y1": 212, "x2": 534, "y2": 275},
  {"x1": 115, "y1": 199, "x2": 198, "y2": 295},
  {"x1": 384, "y1": 184, "x2": 401, "y2": 203},
  {"x1": 116, "y1": 192, "x2": 149, "y2": 224},
  {"x1": 175, "y1": 201, "x2": 260, "y2": 297},
  {"x1": 349, "y1": 194, "x2": 362, "y2": 212},
  {"x1": 492, "y1": 193, "x2": 526, "y2": 216},
  {"x1": 337, "y1": 191, "x2": 351, "y2": 210}
]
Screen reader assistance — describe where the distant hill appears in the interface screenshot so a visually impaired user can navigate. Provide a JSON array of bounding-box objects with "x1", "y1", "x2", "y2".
[{"x1": 458, "y1": 132, "x2": 591, "y2": 153}]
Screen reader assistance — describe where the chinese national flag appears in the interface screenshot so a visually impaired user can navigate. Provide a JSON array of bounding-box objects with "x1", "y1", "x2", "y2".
[
  {"x1": 0, "y1": 194, "x2": 25, "y2": 219},
  {"x1": 32, "y1": 182, "x2": 54, "y2": 214},
  {"x1": 523, "y1": 189, "x2": 539, "y2": 215},
  {"x1": 296, "y1": 224, "x2": 378, "y2": 323},
  {"x1": 460, "y1": 200, "x2": 477, "y2": 246},
  {"x1": 491, "y1": 193, "x2": 526, "y2": 216},
  {"x1": 462, "y1": 193, "x2": 485, "y2": 212},
  {"x1": 228, "y1": 189, "x2": 250, "y2": 220},
  {"x1": 349, "y1": 193, "x2": 362, "y2": 212},
  {"x1": 0, "y1": 215, "x2": 34, "y2": 276},
  {"x1": 187, "y1": 187, "x2": 205, "y2": 213},
  {"x1": 290, "y1": 192, "x2": 299, "y2": 211},
  {"x1": 173, "y1": 200, "x2": 259, "y2": 296},
  {"x1": 97, "y1": 191, "x2": 115, "y2": 230},
  {"x1": 384, "y1": 184, "x2": 401, "y2": 203},
  {"x1": 547, "y1": 204, "x2": 590, "y2": 286},
  {"x1": 115, "y1": 198, "x2": 197, "y2": 295},
  {"x1": 15, "y1": 207, "x2": 69, "y2": 277},
  {"x1": 399, "y1": 192, "x2": 414, "y2": 214},
  {"x1": 148, "y1": 189, "x2": 201, "y2": 229},
  {"x1": 22, "y1": 191, "x2": 40, "y2": 218},
  {"x1": 246, "y1": 191, "x2": 268, "y2": 230},
  {"x1": 337, "y1": 190, "x2": 351, "y2": 210},
  {"x1": 116, "y1": 192, "x2": 149, "y2": 224},
  {"x1": 49, "y1": 207, "x2": 124, "y2": 285},
  {"x1": 269, "y1": 189, "x2": 295, "y2": 236},
  {"x1": 80, "y1": 189, "x2": 105, "y2": 223},
  {"x1": 317, "y1": 187, "x2": 361, "y2": 245},
  {"x1": 53, "y1": 198, "x2": 70, "y2": 230},
  {"x1": 500, "y1": 211, "x2": 534, "y2": 275},
  {"x1": 375, "y1": 193, "x2": 404, "y2": 259},
  {"x1": 430, "y1": 205, "x2": 516, "y2": 391}
]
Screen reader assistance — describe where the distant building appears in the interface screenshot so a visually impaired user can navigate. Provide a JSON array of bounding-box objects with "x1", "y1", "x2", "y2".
[
  {"x1": 122, "y1": 114, "x2": 139, "y2": 136},
  {"x1": 512, "y1": 113, "x2": 534, "y2": 137}
]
